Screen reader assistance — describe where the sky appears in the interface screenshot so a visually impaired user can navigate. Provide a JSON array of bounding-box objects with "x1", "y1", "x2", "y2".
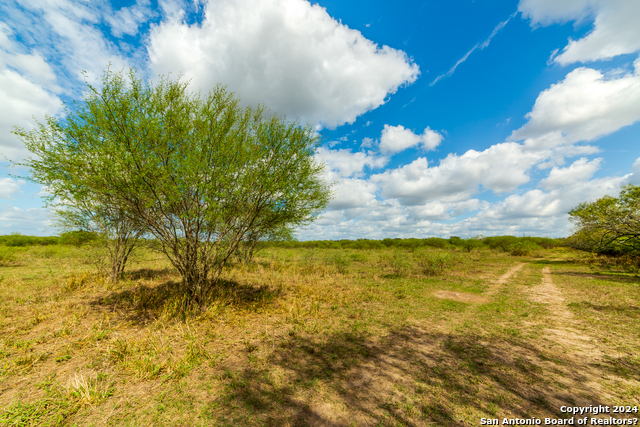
[{"x1": 1, "y1": 0, "x2": 639, "y2": 240}]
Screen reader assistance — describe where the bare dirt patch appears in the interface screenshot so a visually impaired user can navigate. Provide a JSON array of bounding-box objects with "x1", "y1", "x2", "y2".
[
  {"x1": 529, "y1": 266, "x2": 602, "y2": 361},
  {"x1": 485, "y1": 262, "x2": 525, "y2": 295},
  {"x1": 433, "y1": 290, "x2": 488, "y2": 304}
]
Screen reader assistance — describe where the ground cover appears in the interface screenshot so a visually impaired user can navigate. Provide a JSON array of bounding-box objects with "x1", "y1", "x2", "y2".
[{"x1": 0, "y1": 244, "x2": 638, "y2": 426}]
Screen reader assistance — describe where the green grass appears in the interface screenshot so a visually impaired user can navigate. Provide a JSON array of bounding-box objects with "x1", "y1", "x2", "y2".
[{"x1": 0, "y1": 244, "x2": 638, "y2": 425}]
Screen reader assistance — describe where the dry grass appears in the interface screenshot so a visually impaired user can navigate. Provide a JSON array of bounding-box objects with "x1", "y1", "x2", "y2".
[{"x1": 0, "y1": 245, "x2": 638, "y2": 426}]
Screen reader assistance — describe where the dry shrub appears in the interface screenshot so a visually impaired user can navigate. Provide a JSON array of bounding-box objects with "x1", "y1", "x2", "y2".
[
  {"x1": 415, "y1": 251, "x2": 459, "y2": 276},
  {"x1": 585, "y1": 253, "x2": 640, "y2": 273}
]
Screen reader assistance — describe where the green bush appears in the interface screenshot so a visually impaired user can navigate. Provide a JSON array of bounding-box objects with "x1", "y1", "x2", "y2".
[
  {"x1": 423, "y1": 238, "x2": 449, "y2": 249},
  {"x1": 331, "y1": 252, "x2": 350, "y2": 274},
  {"x1": 483, "y1": 236, "x2": 520, "y2": 252},
  {"x1": 58, "y1": 231, "x2": 99, "y2": 246},
  {"x1": 416, "y1": 251, "x2": 457, "y2": 276},
  {"x1": 461, "y1": 239, "x2": 484, "y2": 252},
  {"x1": 389, "y1": 252, "x2": 410, "y2": 276},
  {"x1": 0, "y1": 247, "x2": 17, "y2": 265},
  {"x1": 508, "y1": 241, "x2": 540, "y2": 256}
]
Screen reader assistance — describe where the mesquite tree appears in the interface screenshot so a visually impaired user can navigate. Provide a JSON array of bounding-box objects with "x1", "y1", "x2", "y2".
[
  {"x1": 16, "y1": 68, "x2": 331, "y2": 305},
  {"x1": 15, "y1": 118, "x2": 144, "y2": 283},
  {"x1": 569, "y1": 184, "x2": 640, "y2": 255}
]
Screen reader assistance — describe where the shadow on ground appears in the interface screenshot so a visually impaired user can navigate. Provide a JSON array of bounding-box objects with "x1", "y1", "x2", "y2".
[
  {"x1": 202, "y1": 326, "x2": 626, "y2": 426},
  {"x1": 91, "y1": 276, "x2": 280, "y2": 323},
  {"x1": 555, "y1": 271, "x2": 640, "y2": 284},
  {"x1": 122, "y1": 267, "x2": 175, "y2": 281}
]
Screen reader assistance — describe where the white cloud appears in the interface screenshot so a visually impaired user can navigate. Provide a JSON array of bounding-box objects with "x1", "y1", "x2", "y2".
[
  {"x1": 378, "y1": 125, "x2": 443, "y2": 154},
  {"x1": 539, "y1": 157, "x2": 601, "y2": 189},
  {"x1": 518, "y1": 0, "x2": 597, "y2": 26},
  {"x1": 630, "y1": 157, "x2": 640, "y2": 184},
  {"x1": 431, "y1": 13, "x2": 514, "y2": 86},
  {"x1": 316, "y1": 147, "x2": 387, "y2": 179},
  {"x1": 328, "y1": 178, "x2": 378, "y2": 211},
  {"x1": 0, "y1": 23, "x2": 59, "y2": 92},
  {"x1": 407, "y1": 199, "x2": 487, "y2": 221},
  {"x1": 3, "y1": 0, "x2": 134, "y2": 86},
  {"x1": 476, "y1": 174, "x2": 627, "y2": 223},
  {"x1": 106, "y1": 0, "x2": 156, "y2": 38},
  {"x1": 147, "y1": 0, "x2": 419, "y2": 128},
  {"x1": 0, "y1": 204, "x2": 51, "y2": 235},
  {"x1": 372, "y1": 142, "x2": 544, "y2": 205},
  {"x1": 510, "y1": 61, "x2": 640, "y2": 147},
  {"x1": 519, "y1": 0, "x2": 640, "y2": 65},
  {"x1": 0, "y1": 178, "x2": 24, "y2": 199},
  {"x1": 0, "y1": 69, "x2": 62, "y2": 161}
]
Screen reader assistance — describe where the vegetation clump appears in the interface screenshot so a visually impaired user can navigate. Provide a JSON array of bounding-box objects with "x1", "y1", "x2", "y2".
[
  {"x1": 569, "y1": 184, "x2": 640, "y2": 256},
  {"x1": 14, "y1": 67, "x2": 331, "y2": 304}
]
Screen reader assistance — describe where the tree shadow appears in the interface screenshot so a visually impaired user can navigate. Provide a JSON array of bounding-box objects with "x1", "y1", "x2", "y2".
[
  {"x1": 91, "y1": 277, "x2": 280, "y2": 324},
  {"x1": 555, "y1": 271, "x2": 640, "y2": 284},
  {"x1": 123, "y1": 267, "x2": 175, "y2": 281},
  {"x1": 530, "y1": 259, "x2": 579, "y2": 266},
  {"x1": 203, "y1": 326, "x2": 626, "y2": 426},
  {"x1": 569, "y1": 301, "x2": 640, "y2": 316}
]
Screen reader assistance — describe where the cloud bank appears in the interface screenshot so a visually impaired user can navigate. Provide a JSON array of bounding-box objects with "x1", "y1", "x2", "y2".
[{"x1": 147, "y1": 0, "x2": 419, "y2": 128}]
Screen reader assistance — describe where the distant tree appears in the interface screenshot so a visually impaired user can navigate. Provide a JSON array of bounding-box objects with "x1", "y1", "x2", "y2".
[
  {"x1": 15, "y1": 68, "x2": 331, "y2": 305},
  {"x1": 568, "y1": 185, "x2": 640, "y2": 255},
  {"x1": 236, "y1": 224, "x2": 296, "y2": 263}
]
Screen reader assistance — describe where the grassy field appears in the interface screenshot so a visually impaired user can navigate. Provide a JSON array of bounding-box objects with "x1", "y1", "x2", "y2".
[{"x1": 0, "y1": 244, "x2": 639, "y2": 426}]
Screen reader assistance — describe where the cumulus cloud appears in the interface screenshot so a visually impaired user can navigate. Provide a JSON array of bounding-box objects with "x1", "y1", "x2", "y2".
[
  {"x1": 316, "y1": 147, "x2": 387, "y2": 179},
  {"x1": 0, "y1": 178, "x2": 24, "y2": 199},
  {"x1": 510, "y1": 61, "x2": 640, "y2": 147},
  {"x1": 328, "y1": 178, "x2": 378, "y2": 211},
  {"x1": 378, "y1": 125, "x2": 443, "y2": 154},
  {"x1": 315, "y1": 147, "x2": 387, "y2": 211},
  {"x1": 407, "y1": 199, "x2": 488, "y2": 221},
  {"x1": 539, "y1": 157, "x2": 602, "y2": 189},
  {"x1": 629, "y1": 157, "x2": 640, "y2": 184},
  {"x1": 476, "y1": 175, "x2": 627, "y2": 223},
  {"x1": 147, "y1": 0, "x2": 419, "y2": 128},
  {"x1": 519, "y1": 0, "x2": 640, "y2": 65},
  {"x1": 372, "y1": 142, "x2": 544, "y2": 205},
  {"x1": 0, "y1": 69, "x2": 62, "y2": 161}
]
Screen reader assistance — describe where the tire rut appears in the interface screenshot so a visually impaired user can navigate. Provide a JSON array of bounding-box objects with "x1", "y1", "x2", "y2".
[
  {"x1": 485, "y1": 262, "x2": 525, "y2": 296},
  {"x1": 529, "y1": 266, "x2": 602, "y2": 361}
]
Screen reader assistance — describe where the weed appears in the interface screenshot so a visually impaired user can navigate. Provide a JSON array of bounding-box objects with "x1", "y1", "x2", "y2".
[
  {"x1": 63, "y1": 272, "x2": 92, "y2": 292},
  {"x1": 332, "y1": 252, "x2": 350, "y2": 274},
  {"x1": 0, "y1": 247, "x2": 17, "y2": 266},
  {"x1": 68, "y1": 373, "x2": 114, "y2": 407},
  {"x1": 416, "y1": 251, "x2": 458, "y2": 275},
  {"x1": 108, "y1": 338, "x2": 130, "y2": 363}
]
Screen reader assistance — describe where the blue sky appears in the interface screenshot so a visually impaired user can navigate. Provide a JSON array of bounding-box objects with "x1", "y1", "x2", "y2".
[{"x1": 1, "y1": 0, "x2": 639, "y2": 239}]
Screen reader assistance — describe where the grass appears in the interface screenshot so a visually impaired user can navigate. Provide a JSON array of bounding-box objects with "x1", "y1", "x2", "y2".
[{"x1": 0, "y1": 244, "x2": 638, "y2": 425}]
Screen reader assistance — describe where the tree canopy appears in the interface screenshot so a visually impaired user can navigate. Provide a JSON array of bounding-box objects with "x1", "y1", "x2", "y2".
[
  {"x1": 568, "y1": 184, "x2": 640, "y2": 255},
  {"x1": 15, "y1": 68, "x2": 331, "y2": 304}
]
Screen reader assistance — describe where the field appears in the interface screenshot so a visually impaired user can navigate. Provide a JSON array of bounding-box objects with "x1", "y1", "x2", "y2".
[{"x1": 0, "y1": 243, "x2": 639, "y2": 426}]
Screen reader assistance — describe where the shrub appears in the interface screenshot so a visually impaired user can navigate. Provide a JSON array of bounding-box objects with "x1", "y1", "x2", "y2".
[
  {"x1": 483, "y1": 236, "x2": 520, "y2": 252},
  {"x1": 508, "y1": 241, "x2": 539, "y2": 256},
  {"x1": 59, "y1": 231, "x2": 99, "y2": 246},
  {"x1": 0, "y1": 247, "x2": 17, "y2": 266},
  {"x1": 416, "y1": 251, "x2": 457, "y2": 276}
]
